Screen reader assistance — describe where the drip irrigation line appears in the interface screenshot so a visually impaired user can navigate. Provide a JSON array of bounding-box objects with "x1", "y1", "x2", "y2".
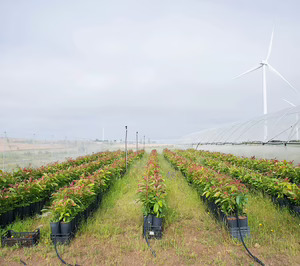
[
  {"x1": 20, "y1": 259, "x2": 27, "y2": 265},
  {"x1": 54, "y1": 242, "x2": 80, "y2": 266},
  {"x1": 144, "y1": 230, "x2": 156, "y2": 257},
  {"x1": 235, "y1": 210, "x2": 264, "y2": 266}
]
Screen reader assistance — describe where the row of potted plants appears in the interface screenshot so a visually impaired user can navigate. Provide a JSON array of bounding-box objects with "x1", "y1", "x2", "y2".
[
  {"x1": 177, "y1": 149, "x2": 300, "y2": 210},
  {"x1": 0, "y1": 151, "x2": 125, "y2": 227},
  {"x1": 163, "y1": 149, "x2": 249, "y2": 217},
  {"x1": 138, "y1": 150, "x2": 166, "y2": 239},
  {"x1": 192, "y1": 149, "x2": 300, "y2": 184},
  {"x1": 50, "y1": 150, "x2": 145, "y2": 238},
  {"x1": 138, "y1": 150, "x2": 167, "y2": 218},
  {"x1": 0, "y1": 151, "x2": 114, "y2": 189}
]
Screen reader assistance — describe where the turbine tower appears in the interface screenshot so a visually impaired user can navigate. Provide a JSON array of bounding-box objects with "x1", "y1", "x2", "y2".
[{"x1": 234, "y1": 28, "x2": 298, "y2": 141}]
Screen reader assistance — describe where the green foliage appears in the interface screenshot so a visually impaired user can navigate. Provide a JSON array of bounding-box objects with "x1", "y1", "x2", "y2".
[
  {"x1": 164, "y1": 149, "x2": 248, "y2": 216},
  {"x1": 0, "y1": 151, "x2": 124, "y2": 215},
  {"x1": 179, "y1": 149, "x2": 300, "y2": 207},
  {"x1": 137, "y1": 150, "x2": 167, "y2": 218},
  {"x1": 51, "y1": 151, "x2": 144, "y2": 223}
]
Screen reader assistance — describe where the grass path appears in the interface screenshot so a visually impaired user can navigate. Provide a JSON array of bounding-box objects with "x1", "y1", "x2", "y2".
[
  {"x1": 246, "y1": 192, "x2": 300, "y2": 264},
  {"x1": 0, "y1": 153, "x2": 299, "y2": 265}
]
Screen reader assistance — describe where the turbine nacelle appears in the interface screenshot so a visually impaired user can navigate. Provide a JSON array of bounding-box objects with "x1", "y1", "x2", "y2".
[
  {"x1": 260, "y1": 60, "x2": 268, "y2": 66},
  {"x1": 234, "y1": 28, "x2": 298, "y2": 94}
]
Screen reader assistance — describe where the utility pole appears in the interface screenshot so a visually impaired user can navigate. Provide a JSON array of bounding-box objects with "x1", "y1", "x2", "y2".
[
  {"x1": 2, "y1": 131, "x2": 6, "y2": 171},
  {"x1": 125, "y1": 126, "x2": 128, "y2": 170},
  {"x1": 136, "y1": 131, "x2": 138, "y2": 152},
  {"x1": 143, "y1": 135, "x2": 145, "y2": 151},
  {"x1": 51, "y1": 135, "x2": 54, "y2": 162}
]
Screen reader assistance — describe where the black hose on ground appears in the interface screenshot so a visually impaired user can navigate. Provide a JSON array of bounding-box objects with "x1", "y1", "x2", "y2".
[
  {"x1": 20, "y1": 259, "x2": 27, "y2": 265},
  {"x1": 54, "y1": 241, "x2": 80, "y2": 266},
  {"x1": 235, "y1": 210, "x2": 264, "y2": 266},
  {"x1": 144, "y1": 234, "x2": 156, "y2": 257},
  {"x1": 143, "y1": 225, "x2": 156, "y2": 257}
]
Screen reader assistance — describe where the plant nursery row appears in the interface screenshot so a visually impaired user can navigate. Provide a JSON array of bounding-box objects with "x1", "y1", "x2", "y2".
[
  {"x1": 0, "y1": 150, "x2": 128, "y2": 227},
  {"x1": 138, "y1": 150, "x2": 167, "y2": 239},
  {"x1": 163, "y1": 149, "x2": 251, "y2": 239},
  {"x1": 191, "y1": 149, "x2": 300, "y2": 184},
  {"x1": 176, "y1": 149, "x2": 300, "y2": 214},
  {"x1": 0, "y1": 151, "x2": 117, "y2": 189}
]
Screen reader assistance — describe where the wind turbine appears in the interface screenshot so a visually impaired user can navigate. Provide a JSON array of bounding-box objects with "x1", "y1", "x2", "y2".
[
  {"x1": 283, "y1": 98, "x2": 299, "y2": 141},
  {"x1": 234, "y1": 28, "x2": 298, "y2": 141}
]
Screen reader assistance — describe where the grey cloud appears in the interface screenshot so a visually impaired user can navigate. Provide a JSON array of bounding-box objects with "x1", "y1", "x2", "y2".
[{"x1": 1, "y1": 0, "x2": 300, "y2": 141}]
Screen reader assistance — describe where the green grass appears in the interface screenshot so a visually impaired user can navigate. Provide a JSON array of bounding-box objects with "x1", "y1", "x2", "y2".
[
  {"x1": 78, "y1": 154, "x2": 149, "y2": 238},
  {"x1": 247, "y1": 193, "x2": 300, "y2": 258}
]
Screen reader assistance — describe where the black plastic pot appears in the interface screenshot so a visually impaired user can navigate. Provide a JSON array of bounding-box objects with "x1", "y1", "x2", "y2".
[
  {"x1": 152, "y1": 216, "x2": 163, "y2": 239},
  {"x1": 207, "y1": 200, "x2": 217, "y2": 213},
  {"x1": 0, "y1": 212, "x2": 8, "y2": 227},
  {"x1": 36, "y1": 201, "x2": 42, "y2": 214},
  {"x1": 277, "y1": 197, "x2": 289, "y2": 207},
  {"x1": 229, "y1": 226, "x2": 250, "y2": 240},
  {"x1": 60, "y1": 222, "x2": 72, "y2": 235},
  {"x1": 97, "y1": 193, "x2": 102, "y2": 203},
  {"x1": 74, "y1": 214, "x2": 80, "y2": 229},
  {"x1": 291, "y1": 205, "x2": 300, "y2": 215},
  {"x1": 36, "y1": 202, "x2": 42, "y2": 214},
  {"x1": 7, "y1": 210, "x2": 14, "y2": 224},
  {"x1": 29, "y1": 203, "x2": 37, "y2": 216},
  {"x1": 200, "y1": 195, "x2": 207, "y2": 203},
  {"x1": 50, "y1": 222, "x2": 61, "y2": 235},
  {"x1": 84, "y1": 208, "x2": 89, "y2": 220},
  {"x1": 217, "y1": 210, "x2": 226, "y2": 222},
  {"x1": 23, "y1": 206, "x2": 30, "y2": 218},
  {"x1": 237, "y1": 216, "x2": 248, "y2": 227},
  {"x1": 15, "y1": 207, "x2": 24, "y2": 219},
  {"x1": 143, "y1": 215, "x2": 153, "y2": 235},
  {"x1": 152, "y1": 216, "x2": 163, "y2": 228},
  {"x1": 226, "y1": 216, "x2": 237, "y2": 228},
  {"x1": 0, "y1": 213, "x2": 4, "y2": 227},
  {"x1": 226, "y1": 216, "x2": 248, "y2": 228},
  {"x1": 272, "y1": 196, "x2": 289, "y2": 208}
]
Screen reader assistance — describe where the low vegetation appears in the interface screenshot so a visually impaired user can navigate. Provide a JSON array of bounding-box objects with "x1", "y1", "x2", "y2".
[{"x1": 0, "y1": 150, "x2": 299, "y2": 265}]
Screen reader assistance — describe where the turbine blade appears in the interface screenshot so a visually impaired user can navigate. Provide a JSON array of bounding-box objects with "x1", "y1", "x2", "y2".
[
  {"x1": 282, "y1": 98, "x2": 296, "y2": 107},
  {"x1": 266, "y1": 28, "x2": 274, "y2": 61},
  {"x1": 233, "y1": 65, "x2": 262, "y2": 79},
  {"x1": 268, "y1": 64, "x2": 299, "y2": 94}
]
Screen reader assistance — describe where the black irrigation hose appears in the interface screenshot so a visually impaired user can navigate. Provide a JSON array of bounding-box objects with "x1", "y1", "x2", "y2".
[
  {"x1": 143, "y1": 228, "x2": 156, "y2": 257},
  {"x1": 20, "y1": 259, "x2": 27, "y2": 265},
  {"x1": 54, "y1": 242, "x2": 80, "y2": 266},
  {"x1": 235, "y1": 210, "x2": 264, "y2": 266}
]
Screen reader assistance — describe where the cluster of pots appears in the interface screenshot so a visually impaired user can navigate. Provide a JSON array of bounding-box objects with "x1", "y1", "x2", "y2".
[
  {"x1": 50, "y1": 194, "x2": 102, "y2": 244},
  {"x1": 143, "y1": 214, "x2": 163, "y2": 239},
  {"x1": 271, "y1": 195, "x2": 300, "y2": 215},
  {"x1": 0, "y1": 199, "x2": 46, "y2": 228},
  {"x1": 200, "y1": 195, "x2": 250, "y2": 240}
]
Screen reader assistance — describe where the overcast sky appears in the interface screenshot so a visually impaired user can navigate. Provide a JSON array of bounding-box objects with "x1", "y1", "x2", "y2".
[{"x1": 1, "y1": 0, "x2": 300, "y2": 141}]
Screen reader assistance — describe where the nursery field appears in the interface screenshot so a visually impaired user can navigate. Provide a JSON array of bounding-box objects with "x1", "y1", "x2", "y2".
[{"x1": 0, "y1": 149, "x2": 299, "y2": 265}]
